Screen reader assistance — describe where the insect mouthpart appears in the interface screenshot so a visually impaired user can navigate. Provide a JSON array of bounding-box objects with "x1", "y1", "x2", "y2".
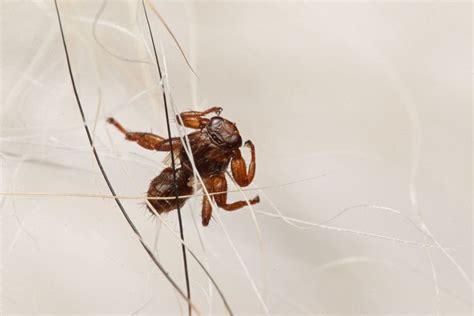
[{"x1": 209, "y1": 132, "x2": 225, "y2": 145}]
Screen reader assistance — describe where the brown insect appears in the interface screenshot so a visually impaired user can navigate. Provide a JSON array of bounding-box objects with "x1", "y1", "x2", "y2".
[{"x1": 107, "y1": 107, "x2": 259, "y2": 226}]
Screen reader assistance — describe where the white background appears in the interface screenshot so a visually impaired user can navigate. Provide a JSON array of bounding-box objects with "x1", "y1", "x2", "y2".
[{"x1": 1, "y1": 1, "x2": 472, "y2": 315}]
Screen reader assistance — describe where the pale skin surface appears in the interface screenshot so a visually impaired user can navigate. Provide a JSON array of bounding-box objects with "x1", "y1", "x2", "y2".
[{"x1": 107, "y1": 107, "x2": 259, "y2": 226}]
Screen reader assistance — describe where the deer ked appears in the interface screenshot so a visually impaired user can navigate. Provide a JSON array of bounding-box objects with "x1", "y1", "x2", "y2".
[{"x1": 107, "y1": 107, "x2": 259, "y2": 226}]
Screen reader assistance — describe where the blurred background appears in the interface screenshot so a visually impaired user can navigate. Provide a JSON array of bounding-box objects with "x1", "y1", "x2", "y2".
[{"x1": 1, "y1": 1, "x2": 472, "y2": 315}]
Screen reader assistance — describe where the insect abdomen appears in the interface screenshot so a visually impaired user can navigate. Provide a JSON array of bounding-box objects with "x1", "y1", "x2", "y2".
[{"x1": 147, "y1": 167, "x2": 193, "y2": 215}]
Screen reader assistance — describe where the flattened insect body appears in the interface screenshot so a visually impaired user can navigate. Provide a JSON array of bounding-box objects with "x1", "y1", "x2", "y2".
[{"x1": 108, "y1": 107, "x2": 259, "y2": 226}]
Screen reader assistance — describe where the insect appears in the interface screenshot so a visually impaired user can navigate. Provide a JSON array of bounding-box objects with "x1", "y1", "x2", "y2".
[{"x1": 107, "y1": 107, "x2": 260, "y2": 226}]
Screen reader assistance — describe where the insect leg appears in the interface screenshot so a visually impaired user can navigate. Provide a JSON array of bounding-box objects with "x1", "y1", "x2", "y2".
[
  {"x1": 201, "y1": 194, "x2": 213, "y2": 226},
  {"x1": 208, "y1": 175, "x2": 259, "y2": 212},
  {"x1": 230, "y1": 140, "x2": 256, "y2": 187},
  {"x1": 107, "y1": 117, "x2": 181, "y2": 151},
  {"x1": 176, "y1": 107, "x2": 222, "y2": 129}
]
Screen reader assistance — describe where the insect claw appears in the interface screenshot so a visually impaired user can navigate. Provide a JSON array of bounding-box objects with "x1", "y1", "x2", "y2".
[{"x1": 244, "y1": 140, "x2": 253, "y2": 147}]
